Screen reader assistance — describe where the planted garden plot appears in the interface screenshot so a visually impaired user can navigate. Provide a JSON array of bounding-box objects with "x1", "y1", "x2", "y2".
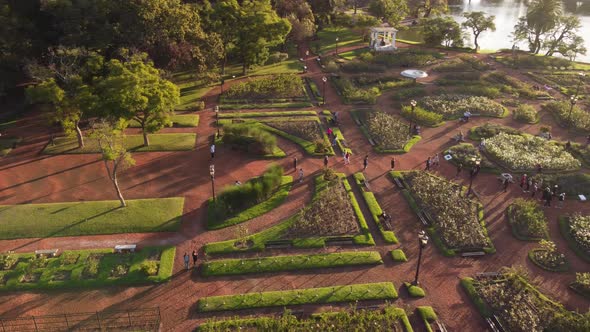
[
  {"x1": 506, "y1": 199, "x2": 549, "y2": 241},
  {"x1": 351, "y1": 110, "x2": 421, "y2": 153},
  {"x1": 0, "y1": 247, "x2": 174, "y2": 291},
  {"x1": 419, "y1": 94, "x2": 507, "y2": 119},
  {"x1": 394, "y1": 171, "x2": 494, "y2": 256},
  {"x1": 542, "y1": 100, "x2": 590, "y2": 132},
  {"x1": 560, "y1": 214, "x2": 590, "y2": 262},
  {"x1": 484, "y1": 133, "x2": 581, "y2": 172}
]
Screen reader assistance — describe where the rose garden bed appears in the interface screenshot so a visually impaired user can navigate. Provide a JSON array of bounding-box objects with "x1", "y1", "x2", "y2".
[
  {"x1": 559, "y1": 214, "x2": 590, "y2": 262},
  {"x1": 484, "y1": 133, "x2": 581, "y2": 172},
  {"x1": 570, "y1": 272, "x2": 590, "y2": 299},
  {"x1": 391, "y1": 171, "x2": 494, "y2": 256},
  {"x1": 0, "y1": 247, "x2": 174, "y2": 291},
  {"x1": 444, "y1": 143, "x2": 497, "y2": 173},
  {"x1": 203, "y1": 173, "x2": 374, "y2": 255},
  {"x1": 461, "y1": 269, "x2": 586, "y2": 331},
  {"x1": 419, "y1": 94, "x2": 507, "y2": 120},
  {"x1": 350, "y1": 110, "x2": 421, "y2": 153},
  {"x1": 468, "y1": 123, "x2": 522, "y2": 141}
]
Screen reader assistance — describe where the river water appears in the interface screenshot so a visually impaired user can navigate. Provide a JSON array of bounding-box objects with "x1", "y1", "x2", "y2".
[{"x1": 447, "y1": 0, "x2": 590, "y2": 62}]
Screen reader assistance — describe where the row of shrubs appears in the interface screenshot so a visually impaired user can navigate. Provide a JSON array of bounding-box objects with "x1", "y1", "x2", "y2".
[
  {"x1": 332, "y1": 77, "x2": 381, "y2": 104},
  {"x1": 340, "y1": 49, "x2": 442, "y2": 73},
  {"x1": 542, "y1": 100, "x2": 590, "y2": 132},
  {"x1": 214, "y1": 165, "x2": 284, "y2": 218},
  {"x1": 400, "y1": 105, "x2": 444, "y2": 127}
]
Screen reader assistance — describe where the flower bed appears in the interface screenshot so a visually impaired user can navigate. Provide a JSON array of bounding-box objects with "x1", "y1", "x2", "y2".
[
  {"x1": 513, "y1": 104, "x2": 539, "y2": 123},
  {"x1": 563, "y1": 214, "x2": 590, "y2": 262},
  {"x1": 419, "y1": 94, "x2": 506, "y2": 119},
  {"x1": 397, "y1": 171, "x2": 493, "y2": 254},
  {"x1": 570, "y1": 272, "x2": 590, "y2": 299},
  {"x1": 528, "y1": 240, "x2": 568, "y2": 272},
  {"x1": 462, "y1": 269, "x2": 583, "y2": 331},
  {"x1": 352, "y1": 110, "x2": 421, "y2": 153},
  {"x1": 469, "y1": 123, "x2": 522, "y2": 141},
  {"x1": 0, "y1": 247, "x2": 175, "y2": 291},
  {"x1": 542, "y1": 101, "x2": 590, "y2": 132},
  {"x1": 444, "y1": 143, "x2": 496, "y2": 172},
  {"x1": 506, "y1": 199, "x2": 548, "y2": 241},
  {"x1": 485, "y1": 133, "x2": 581, "y2": 171},
  {"x1": 224, "y1": 74, "x2": 307, "y2": 100}
]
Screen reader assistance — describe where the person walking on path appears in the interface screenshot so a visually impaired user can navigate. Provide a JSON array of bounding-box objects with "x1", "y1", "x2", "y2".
[
  {"x1": 558, "y1": 192, "x2": 565, "y2": 208},
  {"x1": 323, "y1": 155, "x2": 329, "y2": 168},
  {"x1": 363, "y1": 155, "x2": 369, "y2": 171},
  {"x1": 391, "y1": 157, "x2": 396, "y2": 170},
  {"x1": 502, "y1": 177, "x2": 510, "y2": 192},
  {"x1": 520, "y1": 174, "x2": 527, "y2": 192},
  {"x1": 298, "y1": 168, "x2": 304, "y2": 183},
  {"x1": 433, "y1": 154, "x2": 440, "y2": 167},
  {"x1": 192, "y1": 250, "x2": 198, "y2": 267},
  {"x1": 210, "y1": 144, "x2": 215, "y2": 159},
  {"x1": 293, "y1": 157, "x2": 298, "y2": 171},
  {"x1": 344, "y1": 151, "x2": 351, "y2": 165},
  {"x1": 425, "y1": 157, "x2": 432, "y2": 171},
  {"x1": 183, "y1": 253, "x2": 190, "y2": 270},
  {"x1": 543, "y1": 187, "x2": 552, "y2": 207},
  {"x1": 531, "y1": 181, "x2": 539, "y2": 199},
  {"x1": 526, "y1": 177, "x2": 532, "y2": 193},
  {"x1": 455, "y1": 163, "x2": 463, "y2": 178}
]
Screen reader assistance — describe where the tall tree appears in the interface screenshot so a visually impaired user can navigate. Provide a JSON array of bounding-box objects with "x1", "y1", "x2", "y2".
[
  {"x1": 26, "y1": 48, "x2": 101, "y2": 148},
  {"x1": 91, "y1": 120, "x2": 135, "y2": 208},
  {"x1": 234, "y1": 0, "x2": 291, "y2": 75},
  {"x1": 543, "y1": 14, "x2": 582, "y2": 56},
  {"x1": 409, "y1": 0, "x2": 447, "y2": 18},
  {"x1": 513, "y1": 0, "x2": 562, "y2": 53},
  {"x1": 96, "y1": 56, "x2": 180, "y2": 146},
  {"x1": 210, "y1": 0, "x2": 241, "y2": 74},
  {"x1": 368, "y1": 0, "x2": 409, "y2": 27},
  {"x1": 308, "y1": 0, "x2": 345, "y2": 26},
  {"x1": 274, "y1": 0, "x2": 316, "y2": 43},
  {"x1": 461, "y1": 12, "x2": 495, "y2": 51},
  {"x1": 421, "y1": 16, "x2": 463, "y2": 47}
]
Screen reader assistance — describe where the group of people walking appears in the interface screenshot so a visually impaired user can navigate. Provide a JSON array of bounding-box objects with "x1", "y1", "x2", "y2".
[{"x1": 517, "y1": 174, "x2": 566, "y2": 208}]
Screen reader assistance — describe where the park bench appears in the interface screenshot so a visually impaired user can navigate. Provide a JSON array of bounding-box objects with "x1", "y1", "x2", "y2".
[
  {"x1": 325, "y1": 236, "x2": 355, "y2": 246},
  {"x1": 393, "y1": 177, "x2": 406, "y2": 189},
  {"x1": 435, "y1": 320, "x2": 448, "y2": 332},
  {"x1": 114, "y1": 244, "x2": 137, "y2": 254},
  {"x1": 34, "y1": 249, "x2": 59, "y2": 258},
  {"x1": 380, "y1": 215, "x2": 393, "y2": 231},
  {"x1": 485, "y1": 318, "x2": 501, "y2": 332},
  {"x1": 461, "y1": 251, "x2": 485, "y2": 257},
  {"x1": 491, "y1": 315, "x2": 507, "y2": 332},
  {"x1": 417, "y1": 210, "x2": 434, "y2": 226},
  {"x1": 476, "y1": 271, "x2": 501, "y2": 279},
  {"x1": 536, "y1": 95, "x2": 554, "y2": 100},
  {"x1": 265, "y1": 240, "x2": 292, "y2": 249},
  {"x1": 358, "y1": 304, "x2": 381, "y2": 310}
]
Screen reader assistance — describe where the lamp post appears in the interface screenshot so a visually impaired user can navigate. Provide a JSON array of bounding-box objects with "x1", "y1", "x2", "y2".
[
  {"x1": 322, "y1": 76, "x2": 327, "y2": 105},
  {"x1": 568, "y1": 72, "x2": 585, "y2": 129},
  {"x1": 408, "y1": 100, "x2": 417, "y2": 135},
  {"x1": 209, "y1": 164, "x2": 216, "y2": 202},
  {"x1": 335, "y1": 37, "x2": 339, "y2": 55},
  {"x1": 215, "y1": 105, "x2": 220, "y2": 137},
  {"x1": 413, "y1": 230, "x2": 429, "y2": 285}
]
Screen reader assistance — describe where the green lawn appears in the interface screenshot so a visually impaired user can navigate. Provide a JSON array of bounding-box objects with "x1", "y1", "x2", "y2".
[
  {"x1": 312, "y1": 27, "x2": 365, "y2": 54},
  {"x1": 396, "y1": 26, "x2": 425, "y2": 44},
  {"x1": 207, "y1": 176, "x2": 293, "y2": 230},
  {"x1": 171, "y1": 70, "x2": 213, "y2": 111},
  {"x1": 128, "y1": 114, "x2": 199, "y2": 128},
  {"x1": 0, "y1": 198, "x2": 184, "y2": 239},
  {"x1": 218, "y1": 110, "x2": 317, "y2": 119},
  {"x1": 197, "y1": 282, "x2": 398, "y2": 312},
  {"x1": 0, "y1": 246, "x2": 175, "y2": 291},
  {"x1": 43, "y1": 133, "x2": 196, "y2": 154},
  {"x1": 224, "y1": 59, "x2": 302, "y2": 77},
  {"x1": 0, "y1": 137, "x2": 22, "y2": 156},
  {"x1": 201, "y1": 251, "x2": 383, "y2": 277}
]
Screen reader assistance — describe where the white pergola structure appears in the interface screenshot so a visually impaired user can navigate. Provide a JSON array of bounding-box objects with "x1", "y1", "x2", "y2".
[{"x1": 369, "y1": 27, "x2": 397, "y2": 52}]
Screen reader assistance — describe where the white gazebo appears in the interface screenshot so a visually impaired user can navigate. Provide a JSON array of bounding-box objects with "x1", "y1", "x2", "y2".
[{"x1": 369, "y1": 26, "x2": 397, "y2": 52}]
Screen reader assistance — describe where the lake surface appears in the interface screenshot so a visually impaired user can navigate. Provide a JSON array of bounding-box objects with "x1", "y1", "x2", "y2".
[{"x1": 447, "y1": 0, "x2": 590, "y2": 62}]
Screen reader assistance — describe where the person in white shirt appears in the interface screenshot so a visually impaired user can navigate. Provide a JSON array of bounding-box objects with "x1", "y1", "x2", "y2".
[{"x1": 210, "y1": 144, "x2": 215, "y2": 159}]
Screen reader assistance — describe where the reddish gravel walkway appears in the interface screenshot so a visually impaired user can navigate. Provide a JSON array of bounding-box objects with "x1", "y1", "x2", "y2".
[{"x1": 0, "y1": 43, "x2": 589, "y2": 331}]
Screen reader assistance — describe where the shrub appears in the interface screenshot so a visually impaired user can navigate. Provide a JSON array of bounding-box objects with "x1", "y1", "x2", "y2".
[
  {"x1": 61, "y1": 252, "x2": 79, "y2": 266},
  {"x1": 405, "y1": 282, "x2": 426, "y2": 297},
  {"x1": 456, "y1": 85, "x2": 501, "y2": 98},
  {"x1": 401, "y1": 105, "x2": 444, "y2": 127},
  {"x1": 391, "y1": 249, "x2": 407, "y2": 262},
  {"x1": 367, "y1": 112, "x2": 412, "y2": 149},
  {"x1": 513, "y1": 104, "x2": 538, "y2": 123},
  {"x1": 420, "y1": 94, "x2": 505, "y2": 119},
  {"x1": 569, "y1": 214, "x2": 590, "y2": 253},
  {"x1": 323, "y1": 167, "x2": 338, "y2": 181},
  {"x1": 222, "y1": 124, "x2": 277, "y2": 155},
  {"x1": 373, "y1": 49, "x2": 441, "y2": 67},
  {"x1": 530, "y1": 240, "x2": 568, "y2": 271},
  {"x1": 0, "y1": 254, "x2": 18, "y2": 270},
  {"x1": 225, "y1": 74, "x2": 304, "y2": 100},
  {"x1": 332, "y1": 77, "x2": 381, "y2": 104},
  {"x1": 195, "y1": 100, "x2": 205, "y2": 111},
  {"x1": 314, "y1": 139, "x2": 332, "y2": 154},
  {"x1": 508, "y1": 198, "x2": 548, "y2": 239},
  {"x1": 574, "y1": 272, "x2": 590, "y2": 292},
  {"x1": 215, "y1": 165, "x2": 284, "y2": 217},
  {"x1": 265, "y1": 52, "x2": 289, "y2": 65},
  {"x1": 141, "y1": 261, "x2": 159, "y2": 276},
  {"x1": 542, "y1": 100, "x2": 590, "y2": 132},
  {"x1": 445, "y1": 143, "x2": 494, "y2": 170},
  {"x1": 469, "y1": 123, "x2": 522, "y2": 140},
  {"x1": 392, "y1": 86, "x2": 426, "y2": 101}
]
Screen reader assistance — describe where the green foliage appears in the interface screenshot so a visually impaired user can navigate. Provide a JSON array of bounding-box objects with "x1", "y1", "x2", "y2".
[
  {"x1": 197, "y1": 282, "x2": 398, "y2": 312},
  {"x1": 462, "y1": 12, "x2": 496, "y2": 51},
  {"x1": 0, "y1": 247, "x2": 175, "y2": 291},
  {"x1": 420, "y1": 94, "x2": 506, "y2": 119},
  {"x1": 222, "y1": 123, "x2": 278, "y2": 155},
  {"x1": 390, "y1": 249, "x2": 407, "y2": 262},
  {"x1": 401, "y1": 105, "x2": 444, "y2": 127},
  {"x1": 532, "y1": 173, "x2": 590, "y2": 196},
  {"x1": 213, "y1": 165, "x2": 284, "y2": 219},
  {"x1": 404, "y1": 282, "x2": 426, "y2": 297},
  {"x1": 0, "y1": 198, "x2": 184, "y2": 239},
  {"x1": 392, "y1": 86, "x2": 426, "y2": 101},
  {"x1": 373, "y1": 49, "x2": 442, "y2": 67},
  {"x1": 421, "y1": 16, "x2": 464, "y2": 48},
  {"x1": 417, "y1": 306, "x2": 438, "y2": 322},
  {"x1": 542, "y1": 100, "x2": 590, "y2": 132},
  {"x1": 455, "y1": 85, "x2": 501, "y2": 99},
  {"x1": 207, "y1": 176, "x2": 292, "y2": 230},
  {"x1": 508, "y1": 198, "x2": 549, "y2": 240},
  {"x1": 199, "y1": 305, "x2": 411, "y2": 331},
  {"x1": 201, "y1": 251, "x2": 383, "y2": 277},
  {"x1": 469, "y1": 123, "x2": 522, "y2": 140},
  {"x1": 354, "y1": 172, "x2": 398, "y2": 243},
  {"x1": 224, "y1": 74, "x2": 304, "y2": 100},
  {"x1": 460, "y1": 278, "x2": 493, "y2": 318},
  {"x1": 331, "y1": 77, "x2": 381, "y2": 104},
  {"x1": 445, "y1": 143, "x2": 495, "y2": 171},
  {"x1": 529, "y1": 240, "x2": 569, "y2": 271},
  {"x1": 368, "y1": 0, "x2": 409, "y2": 27},
  {"x1": 367, "y1": 112, "x2": 412, "y2": 150},
  {"x1": 484, "y1": 71, "x2": 548, "y2": 99},
  {"x1": 513, "y1": 104, "x2": 539, "y2": 123}
]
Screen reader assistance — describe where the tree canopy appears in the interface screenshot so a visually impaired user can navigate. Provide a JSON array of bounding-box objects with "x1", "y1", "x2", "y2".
[{"x1": 462, "y1": 12, "x2": 496, "y2": 51}]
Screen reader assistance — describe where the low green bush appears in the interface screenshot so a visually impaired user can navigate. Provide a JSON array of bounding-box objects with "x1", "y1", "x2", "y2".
[
  {"x1": 404, "y1": 282, "x2": 425, "y2": 298},
  {"x1": 507, "y1": 199, "x2": 549, "y2": 241},
  {"x1": 222, "y1": 123, "x2": 278, "y2": 155},
  {"x1": 211, "y1": 165, "x2": 284, "y2": 220},
  {"x1": 401, "y1": 105, "x2": 444, "y2": 127},
  {"x1": 542, "y1": 100, "x2": 590, "y2": 132},
  {"x1": 392, "y1": 86, "x2": 426, "y2": 101},
  {"x1": 390, "y1": 249, "x2": 407, "y2": 262},
  {"x1": 332, "y1": 77, "x2": 381, "y2": 104},
  {"x1": 513, "y1": 104, "x2": 539, "y2": 123},
  {"x1": 456, "y1": 85, "x2": 501, "y2": 98},
  {"x1": 469, "y1": 123, "x2": 522, "y2": 140},
  {"x1": 197, "y1": 282, "x2": 398, "y2": 312},
  {"x1": 417, "y1": 306, "x2": 438, "y2": 321},
  {"x1": 460, "y1": 277, "x2": 493, "y2": 318},
  {"x1": 225, "y1": 74, "x2": 304, "y2": 100},
  {"x1": 354, "y1": 172, "x2": 398, "y2": 243}
]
